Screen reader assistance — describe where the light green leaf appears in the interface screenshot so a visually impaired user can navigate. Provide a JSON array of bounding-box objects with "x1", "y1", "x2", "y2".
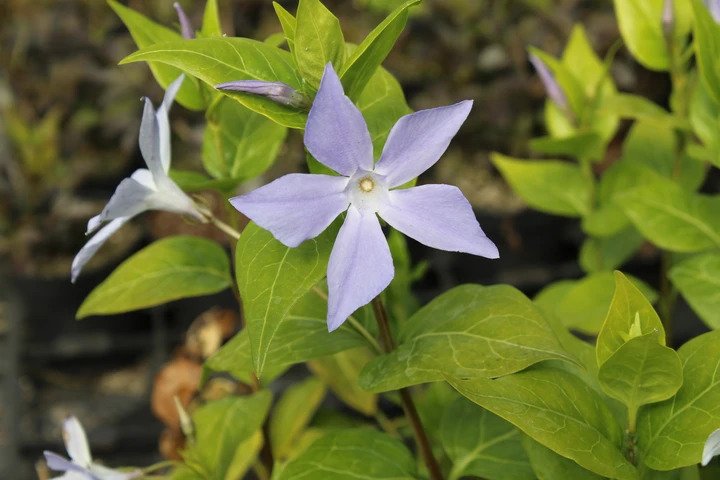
[
  {"x1": 273, "y1": 2, "x2": 297, "y2": 53},
  {"x1": 600, "y1": 93, "x2": 678, "y2": 128},
  {"x1": 200, "y1": 0, "x2": 222, "y2": 37},
  {"x1": 447, "y1": 366, "x2": 637, "y2": 480},
  {"x1": 202, "y1": 97, "x2": 287, "y2": 180},
  {"x1": 236, "y1": 223, "x2": 368, "y2": 378},
  {"x1": 612, "y1": 0, "x2": 669, "y2": 71},
  {"x1": 120, "y1": 37, "x2": 306, "y2": 128},
  {"x1": 598, "y1": 332, "x2": 683, "y2": 426},
  {"x1": 294, "y1": 0, "x2": 345, "y2": 89},
  {"x1": 618, "y1": 177, "x2": 720, "y2": 253},
  {"x1": 523, "y1": 436, "x2": 605, "y2": 480},
  {"x1": 357, "y1": 66, "x2": 411, "y2": 158},
  {"x1": 273, "y1": 428, "x2": 417, "y2": 480},
  {"x1": 77, "y1": 236, "x2": 231, "y2": 319},
  {"x1": 638, "y1": 330, "x2": 720, "y2": 470},
  {"x1": 340, "y1": 0, "x2": 419, "y2": 100},
  {"x1": 270, "y1": 377, "x2": 326, "y2": 460},
  {"x1": 441, "y1": 397, "x2": 534, "y2": 480},
  {"x1": 596, "y1": 271, "x2": 665, "y2": 366},
  {"x1": 689, "y1": 78, "x2": 720, "y2": 169},
  {"x1": 168, "y1": 169, "x2": 239, "y2": 193},
  {"x1": 692, "y1": 0, "x2": 720, "y2": 103},
  {"x1": 108, "y1": 0, "x2": 205, "y2": 110},
  {"x1": 529, "y1": 131, "x2": 604, "y2": 159},
  {"x1": 670, "y1": 253, "x2": 720, "y2": 329},
  {"x1": 203, "y1": 329, "x2": 286, "y2": 385},
  {"x1": 491, "y1": 154, "x2": 592, "y2": 217},
  {"x1": 224, "y1": 431, "x2": 264, "y2": 480},
  {"x1": 359, "y1": 284, "x2": 572, "y2": 392},
  {"x1": 183, "y1": 392, "x2": 272, "y2": 480},
  {"x1": 579, "y1": 227, "x2": 644, "y2": 273},
  {"x1": 308, "y1": 347, "x2": 378, "y2": 416}
]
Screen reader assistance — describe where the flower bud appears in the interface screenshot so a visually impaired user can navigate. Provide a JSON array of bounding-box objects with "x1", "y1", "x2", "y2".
[
  {"x1": 173, "y1": 2, "x2": 194, "y2": 39},
  {"x1": 215, "y1": 80, "x2": 308, "y2": 108},
  {"x1": 528, "y1": 53, "x2": 571, "y2": 116},
  {"x1": 662, "y1": 0, "x2": 674, "y2": 38},
  {"x1": 706, "y1": 0, "x2": 720, "y2": 23}
]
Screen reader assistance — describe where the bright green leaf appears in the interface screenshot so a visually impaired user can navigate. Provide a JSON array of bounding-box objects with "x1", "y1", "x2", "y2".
[
  {"x1": 596, "y1": 271, "x2": 665, "y2": 366},
  {"x1": 579, "y1": 227, "x2": 644, "y2": 273},
  {"x1": 270, "y1": 377, "x2": 326, "y2": 460},
  {"x1": 491, "y1": 154, "x2": 592, "y2": 217},
  {"x1": 638, "y1": 330, "x2": 720, "y2": 470},
  {"x1": 77, "y1": 236, "x2": 231, "y2": 318},
  {"x1": 359, "y1": 284, "x2": 572, "y2": 392},
  {"x1": 522, "y1": 436, "x2": 605, "y2": 480},
  {"x1": 670, "y1": 253, "x2": 720, "y2": 329},
  {"x1": 294, "y1": 0, "x2": 345, "y2": 89},
  {"x1": 613, "y1": 0, "x2": 669, "y2": 71},
  {"x1": 529, "y1": 132, "x2": 604, "y2": 159},
  {"x1": 447, "y1": 365, "x2": 637, "y2": 480},
  {"x1": 200, "y1": 0, "x2": 222, "y2": 37},
  {"x1": 273, "y1": 428, "x2": 417, "y2": 479},
  {"x1": 273, "y1": 2, "x2": 297, "y2": 53},
  {"x1": 203, "y1": 329, "x2": 285, "y2": 385},
  {"x1": 120, "y1": 37, "x2": 306, "y2": 128},
  {"x1": 692, "y1": 0, "x2": 720, "y2": 103},
  {"x1": 440, "y1": 397, "x2": 534, "y2": 480}
]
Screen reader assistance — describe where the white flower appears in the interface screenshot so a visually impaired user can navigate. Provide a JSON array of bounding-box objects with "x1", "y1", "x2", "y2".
[
  {"x1": 43, "y1": 416, "x2": 141, "y2": 480},
  {"x1": 702, "y1": 428, "x2": 720, "y2": 466}
]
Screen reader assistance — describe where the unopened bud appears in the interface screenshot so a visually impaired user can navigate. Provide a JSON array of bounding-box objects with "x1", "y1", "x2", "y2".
[
  {"x1": 173, "y1": 2, "x2": 194, "y2": 39},
  {"x1": 215, "y1": 80, "x2": 308, "y2": 108},
  {"x1": 706, "y1": 0, "x2": 720, "y2": 23},
  {"x1": 528, "y1": 53, "x2": 571, "y2": 117},
  {"x1": 662, "y1": 0, "x2": 674, "y2": 37}
]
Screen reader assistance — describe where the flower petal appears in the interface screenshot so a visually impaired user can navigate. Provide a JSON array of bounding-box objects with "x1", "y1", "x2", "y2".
[
  {"x1": 139, "y1": 75, "x2": 184, "y2": 178},
  {"x1": 378, "y1": 184, "x2": 498, "y2": 258},
  {"x1": 703, "y1": 428, "x2": 720, "y2": 466},
  {"x1": 71, "y1": 217, "x2": 131, "y2": 283},
  {"x1": 216, "y1": 80, "x2": 307, "y2": 108},
  {"x1": 95, "y1": 173, "x2": 156, "y2": 224},
  {"x1": 374, "y1": 100, "x2": 472, "y2": 187},
  {"x1": 230, "y1": 173, "x2": 349, "y2": 247},
  {"x1": 304, "y1": 64, "x2": 373, "y2": 176},
  {"x1": 90, "y1": 464, "x2": 142, "y2": 480},
  {"x1": 327, "y1": 207, "x2": 394, "y2": 331},
  {"x1": 173, "y1": 2, "x2": 194, "y2": 39},
  {"x1": 63, "y1": 416, "x2": 92, "y2": 467},
  {"x1": 44, "y1": 451, "x2": 78, "y2": 472}
]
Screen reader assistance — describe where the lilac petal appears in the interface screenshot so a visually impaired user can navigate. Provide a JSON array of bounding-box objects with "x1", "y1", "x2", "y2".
[
  {"x1": 703, "y1": 428, "x2": 720, "y2": 466},
  {"x1": 374, "y1": 101, "x2": 472, "y2": 187},
  {"x1": 327, "y1": 207, "x2": 394, "y2": 331},
  {"x1": 44, "y1": 451, "x2": 79, "y2": 472},
  {"x1": 216, "y1": 80, "x2": 307, "y2": 108},
  {"x1": 230, "y1": 173, "x2": 349, "y2": 247},
  {"x1": 139, "y1": 75, "x2": 184, "y2": 178},
  {"x1": 173, "y1": 2, "x2": 194, "y2": 39},
  {"x1": 378, "y1": 184, "x2": 499, "y2": 258},
  {"x1": 528, "y1": 54, "x2": 569, "y2": 112},
  {"x1": 63, "y1": 416, "x2": 92, "y2": 467},
  {"x1": 71, "y1": 218, "x2": 130, "y2": 283},
  {"x1": 304, "y1": 64, "x2": 373, "y2": 176},
  {"x1": 706, "y1": 0, "x2": 720, "y2": 23},
  {"x1": 96, "y1": 175, "x2": 156, "y2": 224}
]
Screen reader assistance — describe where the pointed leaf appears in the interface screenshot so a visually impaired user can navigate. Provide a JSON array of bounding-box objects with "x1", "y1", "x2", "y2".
[
  {"x1": 612, "y1": 0, "x2": 668, "y2": 71},
  {"x1": 669, "y1": 252, "x2": 720, "y2": 329},
  {"x1": 294, "y1": 0, "x2": 345, "y2": 89},
  {"x1": 200, "y1": 0, "x2": 222, "y2": 37},
  {"x1": 77, "y1": 236, "x2": 231, "y2": 318},
  {"x1": 273, "y1": 2, "x2": 297, "y2": 52},
  {"x1": 523, "y1": 437, "x2": 605, "y2": 480},
  {"x1": 270, "y1": 378, "x2": 326, "y2": 460}
]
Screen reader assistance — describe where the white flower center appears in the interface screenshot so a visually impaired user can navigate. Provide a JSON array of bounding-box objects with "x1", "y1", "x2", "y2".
[{"x1": 346, "y1": 170, "x2": 388, "y2": 213}]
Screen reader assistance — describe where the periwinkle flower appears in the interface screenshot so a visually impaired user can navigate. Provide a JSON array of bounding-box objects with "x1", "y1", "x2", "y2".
[
  {"x1": 173, "y1": 2, "x2": 194, "y2": 39},
  {"x1": 703, "y1": 428, "x2": 720, "y2": 466},
  {"x1": 528, "y1": 53, "x2": 570, "y2": 114},
  {"x1": 216, "y1": 80, "x2": 308, "y2": 108},
  {"x1": 705, "y1": 0, "x2": 720, "y2": 23},
  {"x1": 231, "y1": 64, "x2": 498, "y2": 331},
  {"x1": 43, "y1": 416, "x2": 140, "y2": 480},
  {"x1": 71, "y1": 75, "x2": 203, "y2": 282}
]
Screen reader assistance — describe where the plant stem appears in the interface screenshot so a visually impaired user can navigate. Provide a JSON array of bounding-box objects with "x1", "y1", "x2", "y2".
[
  {"x1": 371, "y1": 297, "x2": 444, "y2": 480},
  {"x1": 312, "y1": 286, "x2": 382, "y2": 354}
]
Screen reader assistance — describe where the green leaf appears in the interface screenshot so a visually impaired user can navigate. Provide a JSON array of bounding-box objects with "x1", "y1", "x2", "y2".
[
  {"x1": 612, "y1": 0, "x2": 669, "y2": 71},
  {"x1": 120, "y1": 37, "x2": 306, "y2": 128},
  {"x1": 447, "y1": 365, "x2": 637, "y2": 480},
  {"x1": 357, "y1": 66, "x2": 411, "y2": 158},
  {"x1": 692, "y1": 0, "x2": 720, "y2": 103},
  {"x1": 551, "y1": 271, "x2": 657, "y2": 335},
  {"x1": 596, "y1": 271, "x2": 665, "y2": 366},
  {"x1": 183, "y1": 392, "x2": 272, "y2": 479},
  {"x1": 273, "y1": 2, "x2": 297, "y2": 53},
  {"x1": 669, "y1": 253, "x2": 720, "y2": 329},
  {"x1": 359, "y1": 284, "x2": 572, "y2": 392},
  {"x1": 600, "y1": 93, "x2": 678, "y2": 128},
  {"x1": 340, "y1": 0, "x2": 419, "y2": 100},
  {"x1": 270, "y1": 377, "x2": 326, "y2": 460},
  {"x1": 273, "y1": 428, "x2": 417, "y2": 479},
  {"x1": 491, "y1": 154, "x2": 592, "y2": 217},
  {"x1": 202, "y1": 97, "x2": 287, "y2": 180},
  {"x1": 440, "y1": 397, "x2": 534, "y2": 480},
  {"x1": 108, "y1": 0, "x2": 205, "y2": 110},
  {"x1": 523, "y1": 436, "x2": 605, "y2": 480},
  {"x1": 200, "y1": 0, "x2": 222, "y2": 37},
  {"x1": 169, "y1": 169, "x2": 239, "y2": 193},
  {"x1": 529, "y1": 132, "x2": 604, "y2": 159},
  {"x1": 77, "y1": 236, "x2": 231, "y2": 318},
  {"x1": 308, "y1": 347, "x2": 378, "y2": 416},
  {"x1": 224, "y1": 431, "x2": 264, "y2": 480},
  {"x1": 618, "y1": 177, "x2": 720, "y2": 253},
  {"x1": 579, "y1": 227, "x2": 644, "y2": 273},
  {"x1": 294, "y1": 0, "x2": 345, "y2": 90},
  {"x1": 236, "y1": 223, "x2": 368, "y2": 378},
  {"x1": 638, "y1": 330, "x2": 720, "y2": 470},
  {"x1": 598, "y1": 332, "x2": 683, "y2": 426}
]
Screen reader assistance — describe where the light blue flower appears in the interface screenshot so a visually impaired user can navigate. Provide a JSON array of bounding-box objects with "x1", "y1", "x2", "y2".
[
  {"x1": 173, "y1": 2, "x2": 194, "y2": 40},
  {"x1": 230, "y1": 64, "x2": 498, "y2": 331},
  {"x1": 43, "y1": 416, "x2": 140, "y2": 480},
  {"x1": 703, "y1": 428, "x2": 720, "y2": 466},
  {"x1": 528, "y1": 53, "x2": 569, "y2": 113},
  {"x1": 71, "y1": 75, "x2": 203, "y2": 282}
]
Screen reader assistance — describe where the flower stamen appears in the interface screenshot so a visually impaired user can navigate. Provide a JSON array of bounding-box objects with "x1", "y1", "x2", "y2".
[{"x1": 359, "y1": 177, "x2": 375, "y2": 192}]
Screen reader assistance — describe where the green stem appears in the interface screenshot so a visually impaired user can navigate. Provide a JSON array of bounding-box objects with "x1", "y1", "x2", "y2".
[
  {"x1": 312, "y1": 286, "x2": 382, "y2": 354},
  {"x1": 371, "y1": 297, "x2": 445, "y2": 480}
]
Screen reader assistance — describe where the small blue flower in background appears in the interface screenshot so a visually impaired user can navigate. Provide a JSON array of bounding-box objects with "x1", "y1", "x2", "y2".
[
  {"x1": 703, "y1": 428, "x2": 720, "y2": 466},
  {"x1": 71, "y1": 75, "x2": 203, "y2": 282},
  {"x1": 231, "y1": 64, "x2": 498, "y2": 331},
  {"x1": 705, "y1": 0, "x2": 720, "y2": 23},
  {"x1": 528, "y1": 53, "x2": 569, "y2": 114},
  {"x1": 43, "y1": 416, "x2": 140, "y2": 480},
  {"x1": 173, "y1": 2, "x2": 195, "y2": 40}
]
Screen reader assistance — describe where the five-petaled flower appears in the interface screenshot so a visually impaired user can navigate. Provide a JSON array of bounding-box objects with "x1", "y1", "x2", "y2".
[
  {"x1": 43, "y1": 416, "x2": 141, "y2": 480},
  {"x1": 71, "y1": 75, "x2": 203, "y2": 282},
  {"x1": 231, "y1": 64, "x2": 498, "y2": 331}
]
